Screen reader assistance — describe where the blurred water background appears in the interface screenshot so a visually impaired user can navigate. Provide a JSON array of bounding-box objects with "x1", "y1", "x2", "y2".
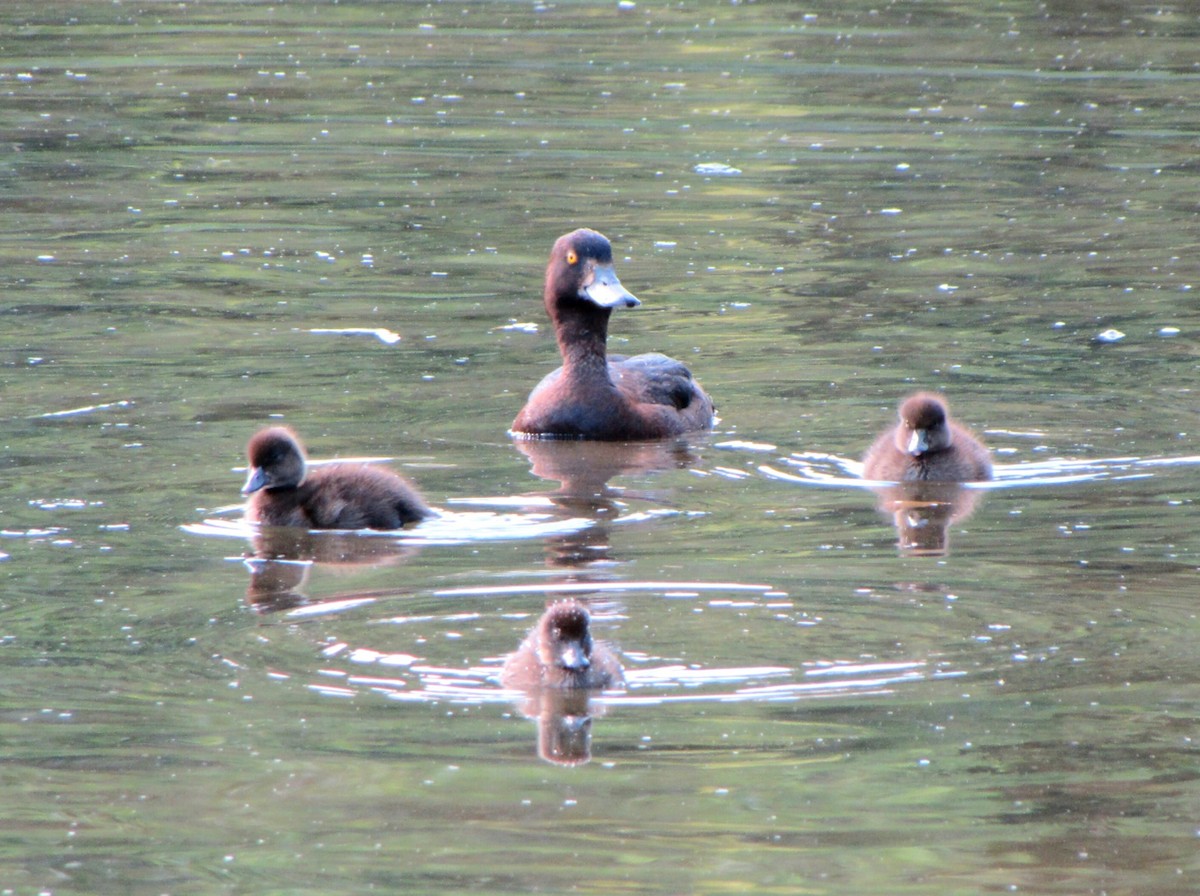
[{"x1": 3, "y1": 1, "x2": 1200, "y2": 893}]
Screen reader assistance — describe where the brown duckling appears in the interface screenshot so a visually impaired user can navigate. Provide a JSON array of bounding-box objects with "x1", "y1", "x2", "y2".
[
  {"x1": 241, "y1": 426, "x2": 431, "y2": 529},
  {"x1": 501, "y1": 599, "x2": 624, "y2": 690},
  {"x1": 863, "y1": 393, "x2": 992, "y2": 482}
]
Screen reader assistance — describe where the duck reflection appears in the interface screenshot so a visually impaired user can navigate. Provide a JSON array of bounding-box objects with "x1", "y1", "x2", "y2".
[
  {"x1": 243, "y1": 527, "x2": 418, "y2": 613},
  {"x1": 871, "y1": 481, "x2": 984, "y2": 557},
  {"x1": 501, "y1": 599, "x2": 624, "y2": 766},
  {"x1": 244, "y1": 555, "x2": 312, "y2": 612},
  {"x1": 516, "y1": 688, "x2": 605, "y2": 767},
  {"x1": 513, "y1": 438, "x2": 699, "y2": 568}
]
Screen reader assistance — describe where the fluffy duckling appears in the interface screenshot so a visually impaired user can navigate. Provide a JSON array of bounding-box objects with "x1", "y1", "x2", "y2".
[
  {"x1": 863, "y1": 393, "x2": 992, "y2": 482},
  {"x1": 241, "y1": 426, "x2": 431, "y2": 529},
  {"x1": 501, "y1": 599, "x2": 624, "y2": 690}
]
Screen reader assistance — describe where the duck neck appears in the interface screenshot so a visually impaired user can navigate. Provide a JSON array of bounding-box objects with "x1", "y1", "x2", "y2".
[{"x1": 554, "y1": 305, "x2": 612, "y2": 383}]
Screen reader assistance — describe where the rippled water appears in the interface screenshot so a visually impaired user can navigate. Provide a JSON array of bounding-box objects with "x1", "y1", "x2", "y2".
[{"x1": 4, "y1": 1, "x2": 1200, "y2": 894}]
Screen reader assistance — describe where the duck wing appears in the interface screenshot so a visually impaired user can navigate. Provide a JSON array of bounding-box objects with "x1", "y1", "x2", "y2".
[{"x1": 610, "y1": 352, "x2": 703, "y2": 411}]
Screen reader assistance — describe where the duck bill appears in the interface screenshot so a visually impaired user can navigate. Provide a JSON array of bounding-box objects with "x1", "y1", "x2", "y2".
[
  {"x1": 241, "y1": 466, "x2": 268, "y2": 495},
  {"x1": 906, "y1": 429, "x2": 930, "y2": 456},
  {"x1": 557, "y1": 642, "x2": 591, "y2": 672},
  {"x1": 581, "y1": 263, "x2": 640, "y2": 308}
]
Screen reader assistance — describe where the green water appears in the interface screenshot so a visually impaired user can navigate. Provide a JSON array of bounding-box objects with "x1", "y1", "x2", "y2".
[{"x1": 3, "y1": 1, "x2": 1200, "y2": 894}]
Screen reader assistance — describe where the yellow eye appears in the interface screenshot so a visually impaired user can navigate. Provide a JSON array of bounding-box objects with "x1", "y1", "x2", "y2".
[{"x1": 566, "y1": 250, "x2": 578, "y2": 265}]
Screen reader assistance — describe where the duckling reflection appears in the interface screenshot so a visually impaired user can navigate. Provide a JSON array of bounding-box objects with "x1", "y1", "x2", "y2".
[
  {"x1": 244, "y1": 556, "x2": 312, "y2": 612},
  {"x1": 501, "y1": 599, "x2": 624, "y2": 766},
  {"x1": 514, "y1": 438, "x2": 698, "y2": 568},
  {"x1": 871, "y1": 481, "x2": 984, "y2": 557},
  {"x1": 244, "y1": 527, "x2": 418, "y2": 613},
  {"x1": 520, "y1": 688, "x2": 603, "y2": 767}
]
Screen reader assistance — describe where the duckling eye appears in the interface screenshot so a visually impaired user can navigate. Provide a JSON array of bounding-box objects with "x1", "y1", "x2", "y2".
[{"x1": 566, "y1": 250, "x2": 578, "y2": 265}]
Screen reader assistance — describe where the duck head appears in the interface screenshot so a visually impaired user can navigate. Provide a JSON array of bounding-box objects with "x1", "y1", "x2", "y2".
[
  {"x1": 545, "y1": 228, "x2": 640, "y2": 316},
  {"x1": 895, "y1": 393, "x2": 953, "y2": 457},
  {"x1": 538, "y1": 599, "x2": 595, "y2": 672},
  {"x1": 242, "y1": 426, "x2": 308, "y2": 494}
]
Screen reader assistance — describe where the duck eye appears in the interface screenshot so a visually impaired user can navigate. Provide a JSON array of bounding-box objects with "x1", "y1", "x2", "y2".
[{"x1": 566, "y1": 250, "x2": 578, "y2": 265}]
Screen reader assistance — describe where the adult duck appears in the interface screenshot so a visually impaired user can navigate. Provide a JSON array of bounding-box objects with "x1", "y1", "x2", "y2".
[{"x1": 511, "y1": 228, "x2": 714, "y2": 440}]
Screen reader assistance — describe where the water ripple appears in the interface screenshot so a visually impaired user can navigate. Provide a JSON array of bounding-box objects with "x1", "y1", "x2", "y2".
[
  {"x1": 431, "y1": 580, "x2": 784, "y2": 599},
  {"x1": 182, "y1": 507, "x2": 595, "y2": 546},
  {"x1": 37, "y1": 399, "x2": 134, "y2": 419},
  {"x1": 292, "y1": 653, "x2": 953, "y2": 708},
  {"x1": 307, "y1": 326, "x2": 402, "y2": 345},
  {"x1": 750, "y1": 449, "x2": 1200, "y2": 490}
]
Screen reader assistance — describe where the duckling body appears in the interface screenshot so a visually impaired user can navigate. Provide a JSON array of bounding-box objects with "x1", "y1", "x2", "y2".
[
  {"x1": 501, "y1": 599, "x2": 624, "y2": 690},
  {"x1": 863, "y1": 393, "x2": 992, "y2": 482},
  {"x1": 242, "y1": 427, "x2": 431, "y2": 529}
]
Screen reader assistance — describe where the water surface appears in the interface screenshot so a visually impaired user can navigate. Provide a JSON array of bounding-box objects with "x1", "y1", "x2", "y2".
[{"x1": 3, "y1": 2, "x2": 1200, "y2": 894}]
